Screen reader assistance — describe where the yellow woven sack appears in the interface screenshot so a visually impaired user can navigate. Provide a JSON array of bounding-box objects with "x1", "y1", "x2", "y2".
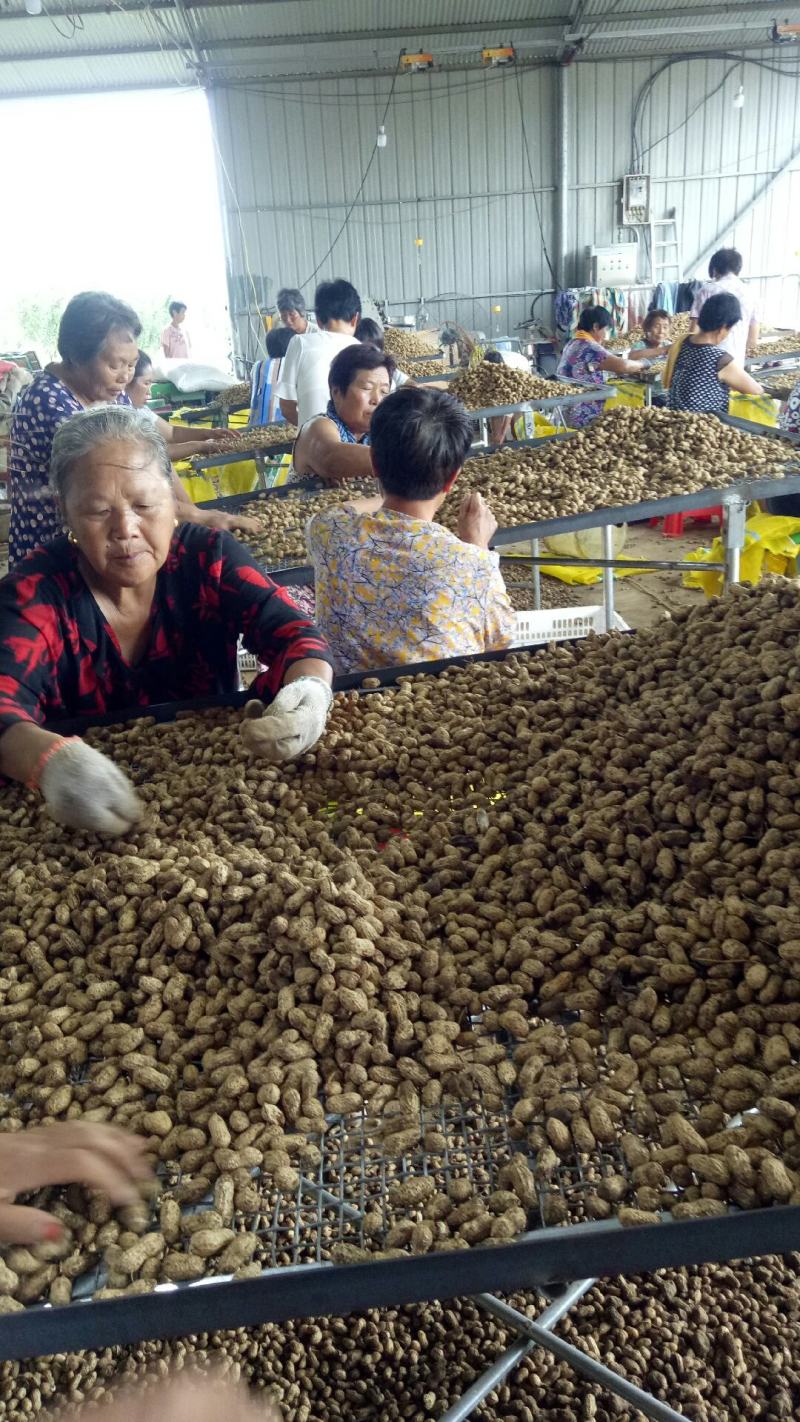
[
  {"x1": 605, "y1": 379, "x2": 647, "y2": 409},
  {"x1": 177, "y1": 473, "x2": 217, "y2": 503},
  {"x1": 728, "y1": 392, "x2": 778, "y2": 428}
]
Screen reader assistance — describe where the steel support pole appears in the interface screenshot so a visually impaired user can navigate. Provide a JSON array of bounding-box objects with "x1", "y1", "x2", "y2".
[
  {"x1": 476, "y1": 1294, "x2": 690, "y2": 1422},
  {"x1": 556, "y1": 64, "x2": 569, "y2": 292},
  {"x1": 438, "y1": 1280, "x2": 596, "y2": 1422},
  {"x1": 531, "y1": 537, "x2": 542, "y2": 609},
  {"x1": 722, "y1": 493, "x2": 747, "y2": 586},
  {"x1": 601, "y1": 523, "x2": 616, "y2": 630}
]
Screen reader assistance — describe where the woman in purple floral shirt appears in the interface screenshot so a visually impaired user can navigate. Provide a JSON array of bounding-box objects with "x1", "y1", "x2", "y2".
[{"x1": 556, "y1": 306, "x2": 640, "y2": 427}]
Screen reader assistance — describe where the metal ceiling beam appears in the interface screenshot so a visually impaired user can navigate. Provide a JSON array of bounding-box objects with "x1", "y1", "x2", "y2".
[
  {"x1": 171, "y1": 0, "x2": 206, "y2": 71},
  {"x1": 0, "y1": 2, "x2": 570, "y2": 25},
  {"x1": 0, "y1": 77, "x2": 182, "y2": 99},
  {"x1": 0, "y1": 19, "x2": 569, "y2": 64},
  {"x1": 574, "y1": 0, "x2": 800, "y2": 20}
]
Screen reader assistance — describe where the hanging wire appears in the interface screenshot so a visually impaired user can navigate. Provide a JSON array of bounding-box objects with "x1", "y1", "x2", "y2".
[
  {"x1": 298, "y1": 51, "x2": 403, "y2": 291},
  {"x1": 513, "y1": 63, "x2": 555, "y2": 286}
]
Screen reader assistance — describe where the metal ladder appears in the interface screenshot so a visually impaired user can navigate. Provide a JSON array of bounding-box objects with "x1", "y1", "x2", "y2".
[{"x1": 650, "y1": 212, "x2": 682, "y2": 286}]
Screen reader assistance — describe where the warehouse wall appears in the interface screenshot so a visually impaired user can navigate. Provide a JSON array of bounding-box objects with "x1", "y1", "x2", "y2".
[
  {"x1": 209, "y1": 66, "x2": 558, "y2": 358},
  {"x1": 567, "y1": 52, "x2": 800, "y2": 323},
  {"x1": 209, "y1": 49, "x2": 800, "y2": 360}
]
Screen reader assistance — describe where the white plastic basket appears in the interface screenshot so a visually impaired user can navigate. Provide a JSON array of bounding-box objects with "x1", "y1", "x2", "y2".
[{"x1": 511, "y1": 605, "x2": 629, "y2": 647}]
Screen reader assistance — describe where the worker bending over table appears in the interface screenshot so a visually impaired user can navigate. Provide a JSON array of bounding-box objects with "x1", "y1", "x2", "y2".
[
  {"x1": 307, "y1": 385, "x2": 514, "y2": 671},
  {"x1": 292, "y1": 342, "x2": 393, "y2": 483},
  {"x1": 556, "y1": 306, "x2": 642, "y2": 426},
  {"x1": 663, "y1": 293, "x2": 764, "y2": 414},
  {"x1": 0, "y1": 405, "x2": 334, "y2": 834}
]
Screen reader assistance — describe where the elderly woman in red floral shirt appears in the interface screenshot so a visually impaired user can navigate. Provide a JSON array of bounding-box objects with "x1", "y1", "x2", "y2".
[{"x1": 0, "y1": 405, "x2": 334, "y2": 835}]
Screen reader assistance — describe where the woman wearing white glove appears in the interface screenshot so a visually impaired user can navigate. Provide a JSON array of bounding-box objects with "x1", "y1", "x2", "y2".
[
  {"x1": 241, "y1": 676, "x2": 333, "y2": 761},
  {"x1": 0, "y1": 405, "x2": 334, "y2": 832}
]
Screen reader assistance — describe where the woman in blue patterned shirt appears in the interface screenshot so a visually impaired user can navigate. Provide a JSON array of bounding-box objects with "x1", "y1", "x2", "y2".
[
  {"x1": 292, "y1": 343, "x2": 394, "y2": 484},
  {"x1": 9, "y1": 291, "x2": 141, "y2": 568}
]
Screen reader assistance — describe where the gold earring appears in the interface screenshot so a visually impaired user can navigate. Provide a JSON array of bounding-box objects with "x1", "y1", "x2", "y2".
[{"x1": 67, "y1": 530, "x2": 78, "y2": 545}]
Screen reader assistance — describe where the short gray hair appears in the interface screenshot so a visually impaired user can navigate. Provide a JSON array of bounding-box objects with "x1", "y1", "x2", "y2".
[{"x1": 50, "y1": 404, "x2": 173, "y2": 502}]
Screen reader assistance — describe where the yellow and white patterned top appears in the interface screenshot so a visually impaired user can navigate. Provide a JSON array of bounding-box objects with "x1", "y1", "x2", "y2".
[{"x1": 306, "y1": 505, "x2": 515, "y2": 673}]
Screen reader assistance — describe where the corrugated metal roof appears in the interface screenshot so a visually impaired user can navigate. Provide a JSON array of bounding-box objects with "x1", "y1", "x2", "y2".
[
  {"x1": 1, "y1": 0, "x2": 799, "y2": 96},
  {"x1": 0, "y1": 48, "x2": 187, "y2": 98}
]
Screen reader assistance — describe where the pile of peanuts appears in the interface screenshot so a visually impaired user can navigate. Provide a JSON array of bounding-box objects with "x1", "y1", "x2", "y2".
[
  {"x1": 437, "y1": 405, "x2": 793, "y2": 531},
  {"x1": 2, "y1": 584, "x2": 800, "y2": 1314}
]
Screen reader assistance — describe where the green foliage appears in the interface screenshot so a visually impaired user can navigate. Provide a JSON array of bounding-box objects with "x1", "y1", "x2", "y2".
[
  {"x1": 14, "y1": 296, "x2": 64, "y2": 362},
  {"x1": 13, "y1": 293, "x2": 171, "y2": 365}
]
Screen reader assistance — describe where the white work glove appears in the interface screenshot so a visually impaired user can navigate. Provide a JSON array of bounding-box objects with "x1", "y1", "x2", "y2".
[
  {"x1": 38, "y1": 740, "x2": 143, "y2": 835},
  {"x1": 240, "y1": 677, "x2": 333, "y2": 762}
]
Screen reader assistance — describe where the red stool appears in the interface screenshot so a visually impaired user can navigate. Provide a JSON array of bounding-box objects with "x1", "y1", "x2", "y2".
[{"x1": 650, "y1": 506, "x2": 723, "y2": 538}]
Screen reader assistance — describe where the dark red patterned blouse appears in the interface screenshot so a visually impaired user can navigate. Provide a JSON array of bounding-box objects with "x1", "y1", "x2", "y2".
[{"x1": 0, "y1": 525, "x2": 332, "y2": 729}]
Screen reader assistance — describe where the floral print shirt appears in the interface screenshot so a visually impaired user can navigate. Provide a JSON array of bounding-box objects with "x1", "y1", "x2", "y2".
[
  {"x1": 0, "y1": 525, "x2": 332, "y2": 729},
  {"x1": 556, "y1": 336, "x2": 609, "y2": 428},
  {"x1": 306, "y1": 505, "x2": 514, "y2": 673},
  {"x1": 8, "y1": 372, "x2": 131, "y2": 569}
]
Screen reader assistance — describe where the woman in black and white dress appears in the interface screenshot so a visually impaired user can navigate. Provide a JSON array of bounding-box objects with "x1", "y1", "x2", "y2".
[{"x1": 665, "y1": 292, "x2": 764, "y2": 414}]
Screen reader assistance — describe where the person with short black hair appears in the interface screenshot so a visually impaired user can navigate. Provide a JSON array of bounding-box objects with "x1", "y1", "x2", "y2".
[
  {"x1": 277, "y1": 279, "x2": 362, "y2": 427},
  {"x1": 266, "y1": 326, "x2": 295, "y2": 361},
  {"x1": 277, "y1": 288, "x2": 316, "y2": 336},
  {"x1": 306, "y1": 385, "x2": 514, "y2": 672},
  {"x1": 161, "y1": 301, "x2": 191, "y2": 361},
  {"x1": 556, "y1": 306, "x2": 641, "y2": 426},
  {"x1": 663, "y1": 292, "x2": 764, "y2": 413},
  {"x1": 690, "y1": 247, "x2": 759, "y2": 365},
  {"x1": 627, "y1": 308, "x2": 673, "y2": 363},
  {"x1": 8, "y1": 290, "x2": 142, "y2": 567},
  {"x1": 249, "y1": 326, "x2": 298, "y2": 426},
  {"x1": 292, "y1": 342, "x2": 393, "y2": 483}
]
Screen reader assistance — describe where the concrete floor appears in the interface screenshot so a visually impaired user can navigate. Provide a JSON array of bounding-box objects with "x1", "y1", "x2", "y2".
[{"x1": 524, "y1": 519, "x2": 715, "y2": 630}]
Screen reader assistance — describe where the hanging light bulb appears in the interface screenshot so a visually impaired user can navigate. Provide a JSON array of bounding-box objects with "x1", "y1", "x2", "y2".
[
  {"x1": 733, "y1": 84, "x2": 745, "y2": 109},
  {"x1": 377, "y1": 125, "x2": 388, "y2": 149},
  {"x1": 24, "y1": 0, "x2": 43, "y2": 14}
]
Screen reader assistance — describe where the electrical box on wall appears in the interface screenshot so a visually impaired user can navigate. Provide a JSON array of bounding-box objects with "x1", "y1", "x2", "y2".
[
  {"x1": 588, "y1": 244, "x2": 639, "y2": 286},
  {"x1": 621, "y1": 173, "x2": 651, "y2": 226}
]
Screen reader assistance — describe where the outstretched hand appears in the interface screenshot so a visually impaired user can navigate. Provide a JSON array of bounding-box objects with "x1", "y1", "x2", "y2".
[{"x1": 0, "y1": 1123, "x2": 152, "y2": 1244}]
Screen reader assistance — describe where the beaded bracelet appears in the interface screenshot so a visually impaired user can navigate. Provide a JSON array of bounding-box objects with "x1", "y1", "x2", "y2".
[{"x1": 26, "y1": 736, "x2": 77, "y2": 792}]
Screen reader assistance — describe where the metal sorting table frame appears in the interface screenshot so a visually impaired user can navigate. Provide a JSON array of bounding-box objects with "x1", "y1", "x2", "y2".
[
  {"x1": 746, "y1": 347, "x2": 800, "y2": 374},
  {"x1": 470, "y1": 417, "x2": 800, "y2": 631},
  {"x1": 465, "y1": 385, "x2": 616, "y2": 445},
  {"x1": 199, "y1": 421, "x2": 800, "y2": 625},
  {"x1": 189, "y1": 436, "x2": 295, "y2": 489},
  {"x1": 6, "y1": 647, "x2": 800, "y2": 1422}
]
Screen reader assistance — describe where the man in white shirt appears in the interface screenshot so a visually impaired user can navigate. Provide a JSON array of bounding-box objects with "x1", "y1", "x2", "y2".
[
  {"x1": 277, "y1": 279, "x2": 360, "y2": 427},
  {"x1": 690, "y1": 249, "x2": 759, "y2": 368}
]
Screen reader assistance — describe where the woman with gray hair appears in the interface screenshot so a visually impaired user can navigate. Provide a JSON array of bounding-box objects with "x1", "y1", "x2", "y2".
[{"x1": 0, "y1": 405, "x2": 334, "y2": 835}]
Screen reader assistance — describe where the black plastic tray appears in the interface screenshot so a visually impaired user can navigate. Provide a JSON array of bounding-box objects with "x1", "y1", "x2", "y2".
[
  {"x1": 1, "y1": 1207, "x2": 797, "y2": 1361},
  {"x1": 43, "y1": 641, "x2": 573, "y2": 736},
  {"x1": 14, "y1": 642, "x2": 800, "y2": 1357}
]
